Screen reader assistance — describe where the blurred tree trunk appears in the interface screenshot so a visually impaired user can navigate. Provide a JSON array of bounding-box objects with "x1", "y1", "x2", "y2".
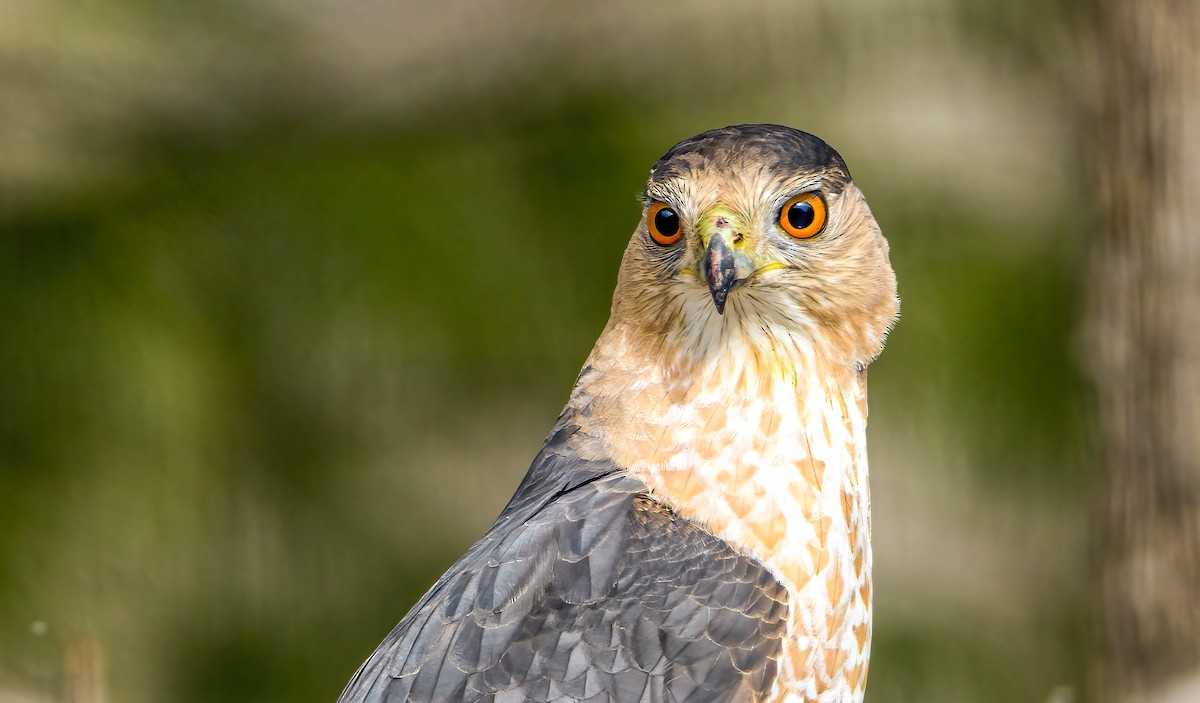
[
  {"x1": 1087, "y1": 0, "x2": 1200, "y2": 700},
  {"x1": 64, "y1": 633, "x2": 107, "y2": 703}
]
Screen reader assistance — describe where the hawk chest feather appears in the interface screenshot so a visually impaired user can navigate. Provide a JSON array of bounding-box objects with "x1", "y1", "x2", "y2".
[{"x1": 583, "y1": 351, "x2": 874, "y2": 703}]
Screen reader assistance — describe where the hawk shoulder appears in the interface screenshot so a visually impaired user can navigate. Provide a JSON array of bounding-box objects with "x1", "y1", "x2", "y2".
[{"x1": 338, "y1": 420, "x2": 790, "y2": 703}]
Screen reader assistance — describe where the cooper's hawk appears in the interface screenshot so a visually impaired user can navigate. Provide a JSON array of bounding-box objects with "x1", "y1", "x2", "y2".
[{"x1": 339, "y1": 124, "x2": 899, "y2": 703}]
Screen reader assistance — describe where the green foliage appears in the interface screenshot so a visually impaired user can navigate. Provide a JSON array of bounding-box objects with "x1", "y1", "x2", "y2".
[{"x1": 0, "y1": 3, "x2": 1091, "y2": 701}]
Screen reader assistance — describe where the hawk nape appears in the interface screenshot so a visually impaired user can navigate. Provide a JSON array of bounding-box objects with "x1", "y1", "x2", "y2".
[{"x1": 338, "y1": 124, "x2": 899, "y2": 703}]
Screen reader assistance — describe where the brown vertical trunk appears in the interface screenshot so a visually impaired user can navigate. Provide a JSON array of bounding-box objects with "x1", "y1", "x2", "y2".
[
  {"x1": 64, "y1": 632, "x2": 107, "y2": 703},
  {"x1": 1087, "y1": 0, "x2": 1200, "y2": 700}
]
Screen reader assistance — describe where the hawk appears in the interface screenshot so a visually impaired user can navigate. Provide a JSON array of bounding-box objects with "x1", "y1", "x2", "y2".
[{"x1": 339, "y1": 124, "x2": 899, "y2": 703}]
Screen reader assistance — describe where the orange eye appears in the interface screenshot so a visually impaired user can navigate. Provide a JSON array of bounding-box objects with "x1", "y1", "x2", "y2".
[
  {"x1": 779, "y1": 192, "x2": 826, "y2": 239},
  {"x1": 648, "y1": 202, "x2": 682, "y2": 246}
]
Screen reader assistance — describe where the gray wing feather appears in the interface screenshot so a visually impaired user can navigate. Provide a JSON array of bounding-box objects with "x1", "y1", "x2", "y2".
[{"x1": 339, "y1": 420, "x2": 789, "y2": 703}]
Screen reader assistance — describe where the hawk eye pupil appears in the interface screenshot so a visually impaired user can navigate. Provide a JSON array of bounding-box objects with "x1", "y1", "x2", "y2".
[
  {"x1": 654, "y1": 207, "x2": 679, "y2": 236},
  {"x1": 788, "y1": 202, "x2": 815, "y2": 230}
]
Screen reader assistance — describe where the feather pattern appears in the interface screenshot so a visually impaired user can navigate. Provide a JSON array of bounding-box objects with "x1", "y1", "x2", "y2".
[{"x1": 338, "y1": 418, "x2": 791, "y2": 703}]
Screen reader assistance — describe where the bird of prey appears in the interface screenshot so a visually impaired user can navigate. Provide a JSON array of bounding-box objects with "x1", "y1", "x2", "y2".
[{"x1": 339, "y1": 124, "x2": 899, "y2": 703}]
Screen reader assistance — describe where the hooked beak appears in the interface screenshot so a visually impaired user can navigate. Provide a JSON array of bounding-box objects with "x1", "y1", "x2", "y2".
[
  {"x1": 703, "y1": 235, "x2": 737, "y2": 314},
  {"x1": 699, "y1": 207, "x2": 758, "y2": 314}
]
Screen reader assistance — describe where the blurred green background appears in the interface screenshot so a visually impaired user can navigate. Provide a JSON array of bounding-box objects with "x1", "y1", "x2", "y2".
[{"x1": 0, "y1": 1, "x2": 1094, "y2": 701}]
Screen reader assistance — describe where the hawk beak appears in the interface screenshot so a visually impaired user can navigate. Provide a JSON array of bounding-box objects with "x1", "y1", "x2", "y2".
[
  {"x1": 699, "y1": 209, "x2": 757, "y2": 315},
  {"x1": 703, "y1": 234, "x2": 737, "y2": 314}
]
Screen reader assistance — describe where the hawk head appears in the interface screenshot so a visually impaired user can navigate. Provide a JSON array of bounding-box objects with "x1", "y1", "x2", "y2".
[{"x1": 611, "y1": 124, "x2": 898, "y2": 372}]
